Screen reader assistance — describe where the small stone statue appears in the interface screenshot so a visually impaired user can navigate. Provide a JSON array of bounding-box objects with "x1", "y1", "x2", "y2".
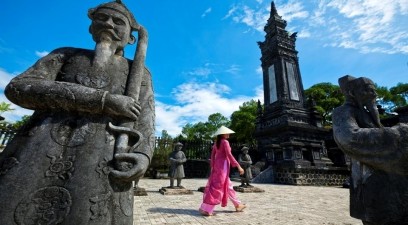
[
  {"x1": 333, "y1": 75, "x2": 408, "y2": 225},
  {"x1": 168, "y1": 142, "x2": 187, "y2": 188},
  {"x1": 0, "y1": 1, "x2": 154, "y2": 224},
  {"x1": 238, "y1": 146, "x2": 253, "y2": 187}
]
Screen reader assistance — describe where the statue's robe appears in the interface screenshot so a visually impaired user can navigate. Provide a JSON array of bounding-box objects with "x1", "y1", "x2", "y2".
[
  {"x1": 0, "y1": 47, "x2": 155, "y2": 225},
  {"x1": 333, "y1": 103, "x2": 408, "y2": 224},
  {"x1": 168, "y1": 150, "x2": 186, "y2": 179}
]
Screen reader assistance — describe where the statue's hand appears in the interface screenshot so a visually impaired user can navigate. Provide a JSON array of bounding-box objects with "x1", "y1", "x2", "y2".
[
  {"x1": 104, "y1": 93, "x2": 141, "y2": 120},
  {"x1": 110, "y1": 153, "x2": 149, "y2": 182}
]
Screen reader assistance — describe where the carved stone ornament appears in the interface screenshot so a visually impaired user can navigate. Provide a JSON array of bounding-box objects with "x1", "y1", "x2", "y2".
[
  {"x1": 14, "y1": 186, "x2": 72, "y2": 225},
  {"x1": 45, "y1": 154, "x2": 75, "y2": 180},
  {"x1": 89, "y1": 192, "x2": 111, "y2": 220},
  {"x1": 50, "y1": 118, "x2": 96, "y2": 147}
]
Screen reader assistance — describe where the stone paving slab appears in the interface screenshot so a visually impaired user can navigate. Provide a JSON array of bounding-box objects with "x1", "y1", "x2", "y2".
[{"x1": 133, "y1": 178, "x2": 362, "y2": 225}]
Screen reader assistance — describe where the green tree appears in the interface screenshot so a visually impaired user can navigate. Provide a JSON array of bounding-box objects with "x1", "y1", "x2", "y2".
[
  {"x1": 0, "y1": 102, "x2": 14, "y2": 116},
  {"x1": 375, "y1": 83, "x2": 408, "y2": 115},
  {"x1": 181, "y1": 113, "x2": 230, "y2": 141},
  {"x1": 304, "y1": 83, "x2": 344, "y2": 126},
  {"x1": 390, "y1": 82, "x2": 408, "y2": 108},
  {"x1": 151, "y1": 130, "x2": 173, "y2": 172},
  {"x1": 229, "y1": 100, "x2": 258, "y2": 144}
]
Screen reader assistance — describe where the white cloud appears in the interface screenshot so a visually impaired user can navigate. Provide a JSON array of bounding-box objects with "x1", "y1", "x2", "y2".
[
  {"x1": 323, "y1": 0, "x2": 408, "y2": 54},
  {"x1": 35, "y1": 50, "x2": 49, "y2": 57},
  {"x1": 184, "y1": 63, "x2": 242, "y2": 79},
  {"x1": 155, "y1": 82, "x2": 262, "y2": 136},
  {"x1": 226, "y1": 0, "x2": 408, "y2": 54},
  {"x1": 0, "y1": 68, "x2": 16, "y2": 90},
  {"x1": 277, "y1": 1, "x2": 309, "y2": 23},
  {"x1": 185, "y1": 67, "x2": 212, "y2": 77},
  {"x1": 256, "y1": 66, "x2": 263, "y2": 75},
  {"x1": 0, "y1": 68, "x2": 34, "y2": 122},
  {"x1": 201, "y1": 7, "x2": 212, "y2": 18}
]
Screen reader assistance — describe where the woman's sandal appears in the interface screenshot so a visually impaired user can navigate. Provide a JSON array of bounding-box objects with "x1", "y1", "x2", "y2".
[
  {"x1": 199, "y1": 208, "x2": 215, "y2": 216},
  {"x1": 235, "y1": 204, "x2": 247, "y2": 212}
]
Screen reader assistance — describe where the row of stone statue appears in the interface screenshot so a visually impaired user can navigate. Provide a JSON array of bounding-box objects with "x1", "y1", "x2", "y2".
[{"x1": 164, "y1": 142, "x2": 254, "y2": 189}]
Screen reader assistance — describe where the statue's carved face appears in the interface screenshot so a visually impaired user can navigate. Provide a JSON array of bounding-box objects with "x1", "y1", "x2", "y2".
[
  {"x1": 354, "y1": 81, "x2": 377, "y2": 105},
  {"x1": 352, "y1": 79, "x2": 382, "y2": 127},
  {"x1": 90, "y1": 8, "x2": 132, "y2": 49}
]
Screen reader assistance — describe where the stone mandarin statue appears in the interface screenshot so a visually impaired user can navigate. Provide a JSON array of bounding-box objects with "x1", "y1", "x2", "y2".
[
  {"x1": 238, "y1": 146, "x2": 253, "y2": 187},
  {"x1": 0, "y1": 1, "x2": 155, "y2": 224},
  {"x1": 332, "y1": 75, "x2": 408, "y2": 225},
  {"x1": 168, "y1": 142, "x2": 187, "y2": 188}
]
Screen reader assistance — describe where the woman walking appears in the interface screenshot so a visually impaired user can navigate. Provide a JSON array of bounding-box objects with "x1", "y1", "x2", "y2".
[{"x1": 199, "y1": 126, "x2": 247, "y2": 216}]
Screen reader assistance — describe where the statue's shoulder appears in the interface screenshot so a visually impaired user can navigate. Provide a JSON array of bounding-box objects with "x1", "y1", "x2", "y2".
[
  {"x1": 49, "y1": 47, "x2": 90, "y2": 55},
  {"x1": 47, "y1": 47, "x2": 92, "y2": 60}
]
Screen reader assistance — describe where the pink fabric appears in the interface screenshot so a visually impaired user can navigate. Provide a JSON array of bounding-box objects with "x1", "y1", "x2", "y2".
[{"x1": 202, "y1": 139, "x2": 241, "y2": 208}]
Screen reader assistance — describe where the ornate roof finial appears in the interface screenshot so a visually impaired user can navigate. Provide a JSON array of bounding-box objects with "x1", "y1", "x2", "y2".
[{"x1": 271, "y1": 1, "x2": 278, "y2": 15}]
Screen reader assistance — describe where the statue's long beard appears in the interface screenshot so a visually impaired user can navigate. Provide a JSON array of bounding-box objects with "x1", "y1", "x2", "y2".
[
  {"x1": 359, "y1": 99, "x2": 382, "y2": 128},
  {"x1": 93, "y1": 39, "x2": 114, "y2": 68}
]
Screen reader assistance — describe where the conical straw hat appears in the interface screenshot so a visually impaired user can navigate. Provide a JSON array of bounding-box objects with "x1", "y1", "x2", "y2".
[{"x1": 214, "y1": 126, "x2": 235, "y2": 136}]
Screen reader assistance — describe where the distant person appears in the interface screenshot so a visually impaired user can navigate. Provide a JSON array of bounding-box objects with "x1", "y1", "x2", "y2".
[
  {"x1": 199, "y1": 126, "x2": 246, "y2": 216},
  {"x1": 168, "y1": 142, "x2": 187, "y2": 188},
  {"x1": 238, "y1": 146, "x2": 253, "y2": 187}
]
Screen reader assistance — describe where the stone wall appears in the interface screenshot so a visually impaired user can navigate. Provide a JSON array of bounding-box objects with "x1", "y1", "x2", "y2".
[{"x1": 274, "y1": 167, "x2": 349, "y2": 186}]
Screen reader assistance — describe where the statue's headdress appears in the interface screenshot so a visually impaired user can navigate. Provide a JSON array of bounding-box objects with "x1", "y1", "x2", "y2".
[
  {"x1": 338, "y1": 75, "x2": 375, "y2": 98},
  {"x1": 88, "y1": 0, "x2": 139, "y2": 32}
]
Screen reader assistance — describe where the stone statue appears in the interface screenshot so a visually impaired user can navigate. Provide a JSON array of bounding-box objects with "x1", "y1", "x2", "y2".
[
  {"x1": 332, "y1": 75, "x2": 408, "y2": 225},
  {"x1": 238, "y1": 146, "x2": 253, "y2": 187},
  {"x1": 168, "y1": 142, "x2": 187, "y2": 188},
  {"x1": 0, "y1": 1, "x2": 155, "y2": 224}
]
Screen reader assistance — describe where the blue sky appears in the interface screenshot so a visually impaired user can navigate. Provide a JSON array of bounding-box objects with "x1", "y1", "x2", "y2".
[{"x1": 1, "y1": 0, "x2": 407, "y2": 136}]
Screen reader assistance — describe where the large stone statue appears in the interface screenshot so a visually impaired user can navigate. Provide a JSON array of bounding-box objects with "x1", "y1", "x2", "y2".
[
  {"x1": 332, "y1": 75, "x2": 408, "y2": 225},
  {"x1": 0, "y1": 1, "x2": 155, "y2": 224}
]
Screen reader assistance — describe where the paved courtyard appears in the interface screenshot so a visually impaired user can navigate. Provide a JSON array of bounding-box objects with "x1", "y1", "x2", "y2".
[{"x1": 133, "y1": 178, "x2": 362, "y2": 225}]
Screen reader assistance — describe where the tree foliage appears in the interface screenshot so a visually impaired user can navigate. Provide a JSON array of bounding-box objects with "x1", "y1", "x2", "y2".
[
  {"x1": 229, "y1": 100, "x2": 258, "y2": 144},
  {"x1": 0, "y1": 102, "x2": 14, "y2": 116},
  {"x1": 181, "y1": 113, "x2": 230, "y2": 141},
  {"x1": 304, "y1": 83, "x2": 344, "y2": 126},
  {"x1": 376, "y1": 82, "x2": 408, "y2": 114},
  {"x1": 151, "y1": 130, "x2": 174, "y2": 171}
]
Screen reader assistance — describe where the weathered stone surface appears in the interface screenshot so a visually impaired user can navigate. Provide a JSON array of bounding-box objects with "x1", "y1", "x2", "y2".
[
  {"x1": 333, "y1": 75, "x2": 408, "y2": 225},
  {"x1": 167, "y1": 142, "x2": 187, "y2": 188},
  {"x1": 255, "y1": 2, "x2": 348, "y2": 186},
  {"x1": 0, "y1": 1, "x2": 154, "y2": 224}
]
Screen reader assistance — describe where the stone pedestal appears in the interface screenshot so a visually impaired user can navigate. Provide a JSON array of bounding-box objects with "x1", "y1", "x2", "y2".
[
  {"x1": 134, "y1": 187, "x2": 148, "y2": 196},
  {"x1": 233, "y1": 185, "x2": 265, "y2": 193},
  {"x1": 159, "y1": 186, "x2": 193, "y2": 195}
]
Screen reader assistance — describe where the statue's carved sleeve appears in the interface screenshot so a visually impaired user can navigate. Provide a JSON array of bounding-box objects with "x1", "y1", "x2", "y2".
[
  {"x1": 333, "y1": 106, "x2": 408, "y2": 172},
  {"x1": 5, "y1": 47, "x2": 107, "y2": 114}
]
